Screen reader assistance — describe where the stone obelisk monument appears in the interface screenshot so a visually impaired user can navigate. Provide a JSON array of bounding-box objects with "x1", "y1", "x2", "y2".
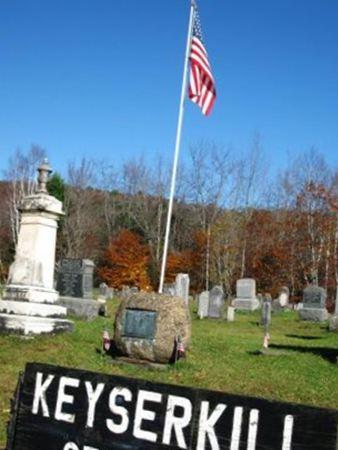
[{"x1": 0, "y1": 160, "x2": 74, "y2": 335}]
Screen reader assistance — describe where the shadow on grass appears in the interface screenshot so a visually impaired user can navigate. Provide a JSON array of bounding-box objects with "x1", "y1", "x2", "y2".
[
  {"x1": 285, "y1": 334, "x2": 323, "y2": 340},
  {"x1": 269, "y1": 344, "x2": 338, "y2": 364}
]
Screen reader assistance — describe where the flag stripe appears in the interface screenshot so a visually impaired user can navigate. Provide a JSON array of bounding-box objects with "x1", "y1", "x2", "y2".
[{"x1": 188, "y1": 6, "x2": 216, "y2": 116}]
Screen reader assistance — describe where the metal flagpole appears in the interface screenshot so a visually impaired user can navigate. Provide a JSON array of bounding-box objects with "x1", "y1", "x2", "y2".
[{"x1": 159, "y1": 1, "x2": 196, "y2": 293}]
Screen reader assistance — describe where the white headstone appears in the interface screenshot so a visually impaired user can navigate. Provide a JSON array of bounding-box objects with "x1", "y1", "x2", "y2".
[
  {"x1": 175, "y1": 273, "x2": 190, "y2": 304},
  {"x1": 278, "y1": 286, "x2": 290, "y2": 307},
  {"x1": 227, "y1": 306, "x2": 235, "y2": 322},
  {"x1": 198, "y1": 291, "x2": 209, "y2": 319},
  {"x1": 233, "y1": 278, "x2": 260, "y2": 311},
  {"x1": 237, "y1": 278, "x2": 256, "y2": 298}
]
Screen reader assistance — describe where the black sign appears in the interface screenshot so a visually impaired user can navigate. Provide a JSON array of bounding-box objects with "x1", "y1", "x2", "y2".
[{"x1": 8, "y1": 363, "x2": 337, "y2": 450}]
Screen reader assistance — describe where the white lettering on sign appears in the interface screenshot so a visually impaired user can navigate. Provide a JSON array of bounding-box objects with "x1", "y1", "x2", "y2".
[
  {"x1": 106, "y1": 387, "x2": 132, "y2": 434},
  {"x1": 196, "y1": 402, "x2": 227, "y2": 450},
  {"x1": 55, "y1": 376, "x2": 80, "y2": 423},
  {"x1": 63, "y1": 443, "x2": 78, "y2": 450},
  {"x1": 230, "y1": 407, "x2": 243, "y2": 450},
  {"x1": 163, "y1": 395, "x2": 192, "y2": 449},
  {"x1": 63, "y1": 444, "x2": 99, "y2": 450},
  {"x1": 282, "y1": 415, "x2": 294, "y2": 450},
  {"x1": 247, "y1": 409, "x2": 259, "y2": 450},
  {"x1": 32, "y1": 372, "x2": 55, "y2": 418},
  {"x1": 29, "y1": 371, "x2": 298, "y2": 450},
  {"x1": 85, "y1": 381, "x2": 105, "y2": 428},
  {"x1": 133, "y1": 389, "x2": 162, "y2": 443}
]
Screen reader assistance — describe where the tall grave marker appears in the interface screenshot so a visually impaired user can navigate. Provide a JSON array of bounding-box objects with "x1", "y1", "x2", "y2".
[{"x1": 0, "y1": 160, "x2": 73, "y2": 335}]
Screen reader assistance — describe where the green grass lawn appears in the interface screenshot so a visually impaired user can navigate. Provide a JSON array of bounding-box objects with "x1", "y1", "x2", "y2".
[{"x1": 0, "y1": 299, "x2": 337, "y2": 447}]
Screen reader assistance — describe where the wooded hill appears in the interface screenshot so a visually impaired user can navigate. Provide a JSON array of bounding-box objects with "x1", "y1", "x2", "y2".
[{"x1": 0, "y1": 144, "x2": 337, "y2": 304}]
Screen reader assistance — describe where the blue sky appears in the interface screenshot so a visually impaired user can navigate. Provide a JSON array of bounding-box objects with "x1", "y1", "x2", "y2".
[{"x1": 1, "y1": 0, "x2": 338, "y2": 176}]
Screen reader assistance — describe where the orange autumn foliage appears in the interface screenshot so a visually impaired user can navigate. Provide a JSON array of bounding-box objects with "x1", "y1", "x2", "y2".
[
  {"x1": 99, "y1": 229, "x2": 151, "y2": 290},
  {"x1": 166, "y1": 231, "x2": 206, "y2": 291}
]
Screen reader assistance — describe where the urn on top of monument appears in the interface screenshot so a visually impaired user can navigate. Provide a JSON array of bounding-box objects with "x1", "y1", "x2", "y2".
[
  {"x1": 37, "y1": 158, "x2": 53, "y2": 193},
  {"x1": 19, "y1": 159, "x2": 64, "y2": 216}
]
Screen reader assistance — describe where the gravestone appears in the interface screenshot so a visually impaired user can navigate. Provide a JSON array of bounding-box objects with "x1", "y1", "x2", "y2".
[
  {"x1": 299, "y1": 285, "x2": 329, "y2": 322},
  {"x1": 198, "y1": 291, "x2": 209, "y2": 319},
  {"x1": 261, "y1": 295, "x2": 272, "y2": 349},
  {"x1": 227, "y1": 306, "x2": 235, "y2": 322},
  {"x1": 257, "y1": 293, "x2": 264, "y2": 307},
  {"x1": 261, "y1": 296, "x2": 272, "y2": 328},
  {"x1": 175, "y1": 273, "x2": 190, "y2": 304},
  {"x1": 99, "y1": 282, "x2": 109, "y2": 298},
  {"x1": 56, "y1": 259, "x2": 103, "y2": 320},
  {"x1": 163, "y1": 283, "x2": 175, "y2": 296},
  {"x1": 208, "y1": 285, "x2": 224, "y2": 318},
  {"x1": 273, "y1": 286, "x2": 290, "y2": 312},
  {"x1": 114, "y1": 291, "x2": 191, "y2": 363},
  {"x1": 233, "y1": 278, "x2": 260, "y2": 311},
  {"x1": 0, "y1": 160, "x2": 73, "y2": 335},
  {"x1": 329, "y1": 292, "x2": 338, "y2": 332},
  {"x1": 57, "y1": 259, "x2": 94, "y2": 299}
]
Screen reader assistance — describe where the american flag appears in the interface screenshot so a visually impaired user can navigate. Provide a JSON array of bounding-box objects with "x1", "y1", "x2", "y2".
[{"x1": 189, "y1": 4, "x2": 216, "y2": 116}]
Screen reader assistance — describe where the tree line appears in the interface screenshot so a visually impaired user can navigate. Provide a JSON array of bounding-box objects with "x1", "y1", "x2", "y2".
[{"x1": 0, "y1": 141, "x2": 337, "y2": 306}]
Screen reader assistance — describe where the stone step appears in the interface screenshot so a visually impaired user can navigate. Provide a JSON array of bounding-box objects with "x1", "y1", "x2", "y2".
[
  {"x1": 0, "y1": 300, "x2": 67, "y2": 318},
  {"x1": 0, "y1": 313, "x2": 74, "y2": 335}
]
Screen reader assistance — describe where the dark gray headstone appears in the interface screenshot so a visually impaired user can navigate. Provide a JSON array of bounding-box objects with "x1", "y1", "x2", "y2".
[
  {"x1": 57, "y1": 259, "x2": 94, "y2": 299},
  {"x1": 303, "y1": 285, "x2": 326, "y2": 308},
  {"x1": 208, "y1": 286, "x2": 224, "y2": 318},
  {"x1": 122, "y1": 309, "x2": 157, "y2": 340},
  {"x1": 299, "y1": 285, "x2": 329, "y2": 322}
]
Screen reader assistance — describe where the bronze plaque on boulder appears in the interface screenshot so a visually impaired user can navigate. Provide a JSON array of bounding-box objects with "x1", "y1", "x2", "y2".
[{"x1": 123, "y1": 309, "x2": 157, "y2": 339}]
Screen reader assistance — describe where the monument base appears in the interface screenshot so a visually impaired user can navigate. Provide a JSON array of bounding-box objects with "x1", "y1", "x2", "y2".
[
  {"x1": 0, "y1": 300, "x2": 66, "y2": 318},
  {"x1": 299, "y1": 308, "x2": 329, "y2": 322},
  {"x1": 233, "y1": 297, "x2": 260, "y2": 311},
  {"x1": 0, "y1": 313, "x2": 73, "y2": 335},
  {"x1": 57, "y1": 296, "x2": 105, "y2": 320},
  {"x1": 3, "y1": 284, "x2": 59, "y2": 304},
  {"x1": 329, "y1": 315, "x2": 338, "y2": 332}
]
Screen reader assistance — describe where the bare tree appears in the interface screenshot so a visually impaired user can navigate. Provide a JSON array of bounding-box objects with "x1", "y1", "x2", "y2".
[
  {"x1": 185, "y1": 141, "x2": 234, "y2": 290},
  {"x1": 3, "y1": 145, "x2": 46, "y2": 245},
  {"x1": 62, "y1": 158, "x2": 101, "y2": 258},
  {"x1": 233, "y1": 134, "x2": 267, "y2": 278}
]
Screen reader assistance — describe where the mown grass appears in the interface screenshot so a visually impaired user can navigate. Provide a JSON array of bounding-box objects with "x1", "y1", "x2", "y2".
[{"x1": 0, "y1": 299, "x2": 337, "y2": 446}]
